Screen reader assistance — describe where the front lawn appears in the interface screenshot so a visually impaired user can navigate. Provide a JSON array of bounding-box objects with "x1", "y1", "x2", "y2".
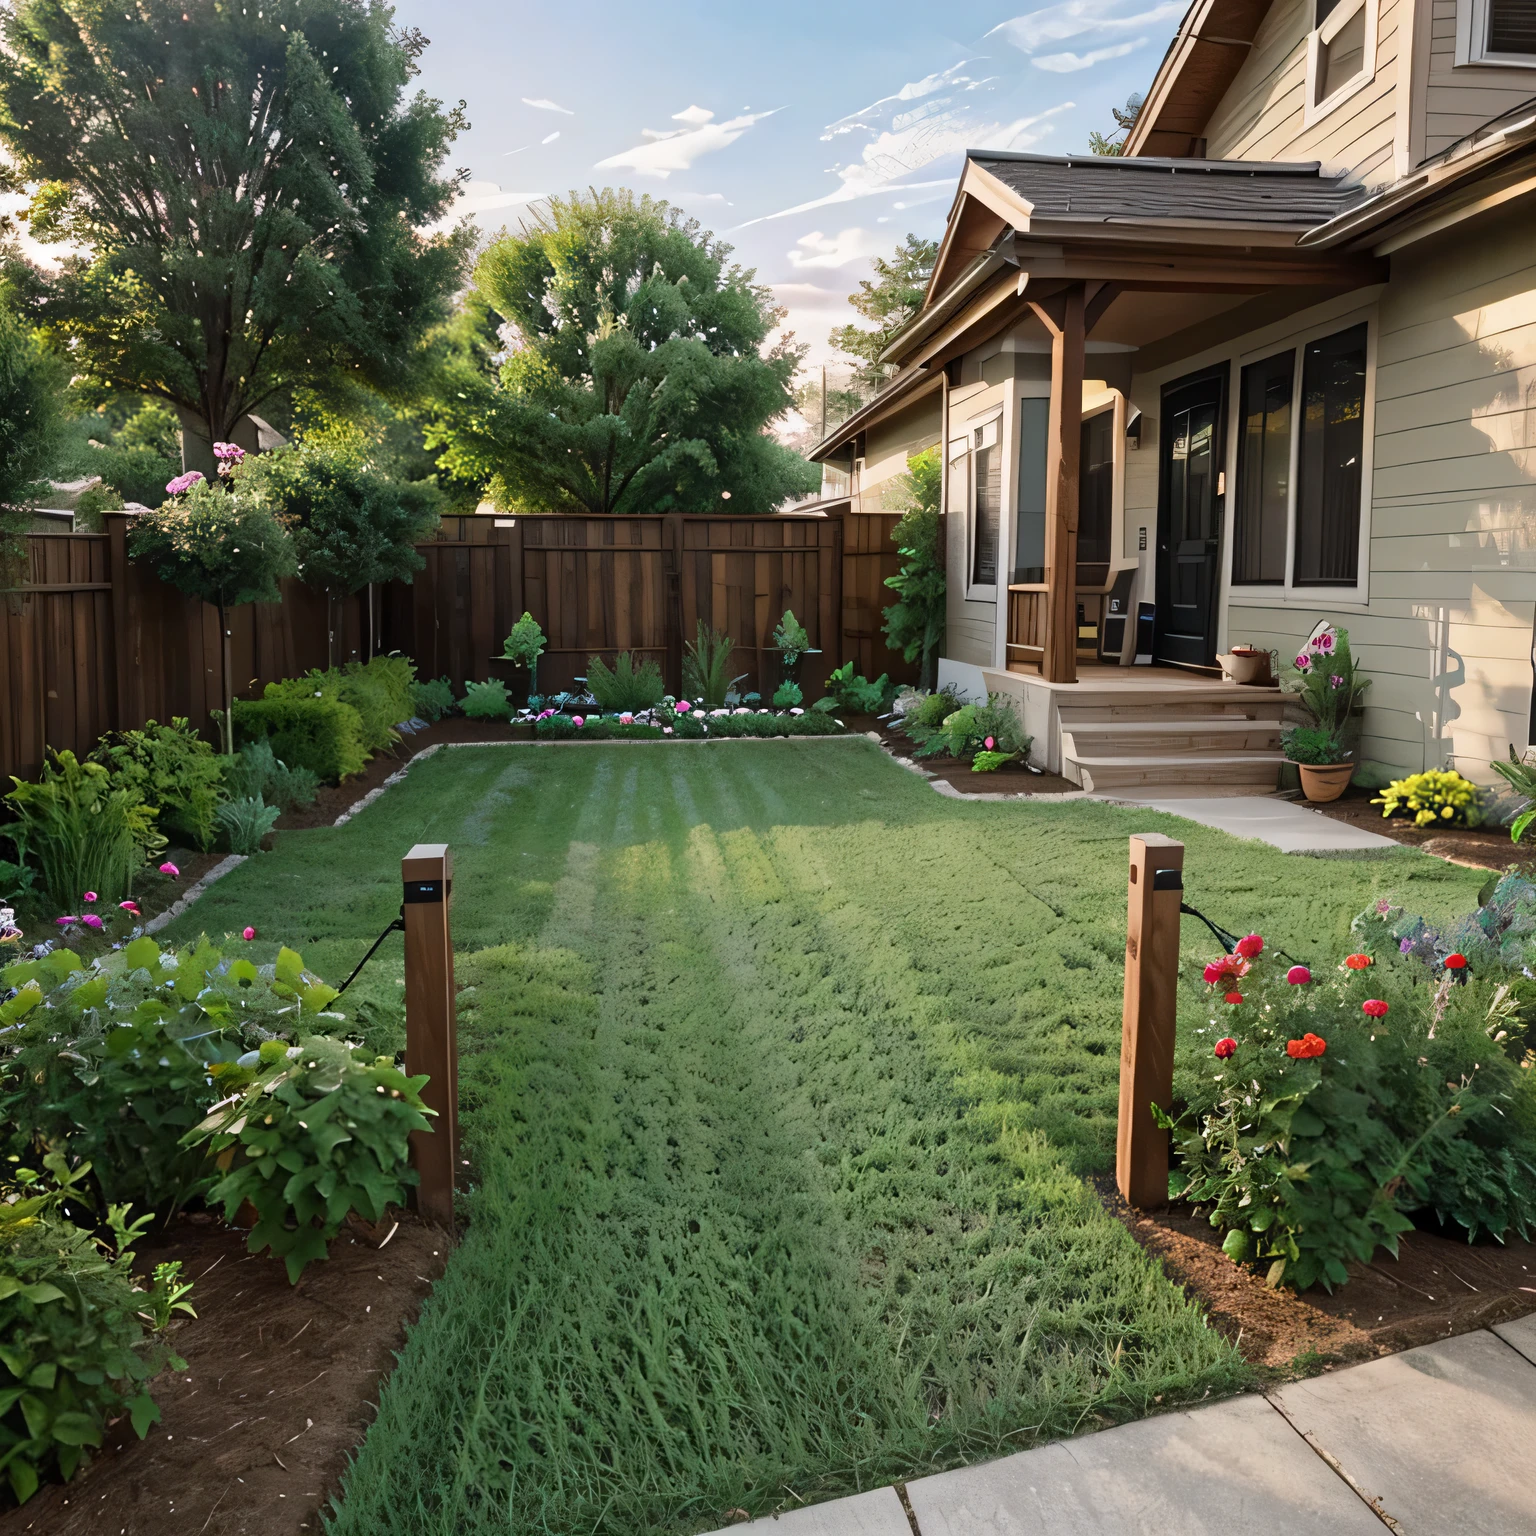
[{"x1": 165, "y1": 740, "x2": 1484, "y2": 1534}]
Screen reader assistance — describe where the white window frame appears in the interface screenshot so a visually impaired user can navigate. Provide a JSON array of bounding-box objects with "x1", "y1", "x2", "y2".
[
  {"x1": 962, "y1": 408, "x2": 1003, "y2": 600},
  {"x1": 1303, "y1": 0, "x2": 1379, "y2": 128},
  {"x1": 1455, "y1": 0, "x2": 1536, "y2": 67},
  {"x1": 1224, "y1": 306, "x2": 1377, "y2": 610}
]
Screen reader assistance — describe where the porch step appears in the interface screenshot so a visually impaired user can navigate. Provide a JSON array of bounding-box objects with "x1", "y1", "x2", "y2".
[
  {"x1": 1064, "y1": 718, "x2": 1283, "y2": 754},
  {"x1": 1068, "y1": 751, "x2": 1286, "y2": 793}
]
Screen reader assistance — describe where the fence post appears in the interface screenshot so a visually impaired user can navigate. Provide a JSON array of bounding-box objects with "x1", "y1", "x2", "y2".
[
  {"x1": 103, "y1": 511, "x2": 135, "y2": 732},
  {"x1": 1116, "y1": 833, "x2": 1184, "y2": 1209},
  {"x1": 402, "y1": 843, "x2": 459, "y2": 1227}
]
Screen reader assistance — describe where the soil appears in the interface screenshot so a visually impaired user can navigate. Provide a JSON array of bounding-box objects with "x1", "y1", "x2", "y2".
[
  {"x1": 1306, "y1": 787, "x2": 1535, "y2": 875},
  {"x1": 851, "y1": 712, "x2": 1082, "y2": 796},
  {"x1": 1095, "y1": 1176, "x2": 1536, "y2": 1372},
  {"x1": 0, "y1": 1212, "x2": 449, "y2": 1536}
]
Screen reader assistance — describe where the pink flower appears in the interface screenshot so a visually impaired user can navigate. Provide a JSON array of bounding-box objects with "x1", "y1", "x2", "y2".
[
  {"x1": 80, "y1": 914, "x2": 103, "y2": 929},
  {"x1": 1294, "y1": 652, "x2": 1311, "y2": 671},
  {"x1": 1286, "y1": 965, "x2": 1312, "y2": 985},
  {"x1": 1329, "y1": 674, "x2": 1345, "y2": 690},
  {"x1": 984, "y1": 736, "x2": 995, "y2": 750},
  {"x1": 676, "y1": 700, "x2": 691, "y2": 713},
  {"x1": 164, "y1": 470, "x2": 204, "y2": 496},
  {"x1": 572, "y1": 716, "x2": 585, "y2": 728},
  {"x1": 663, "y1": 726, "x2": 673, "y2": 735},
  {"x1": 1214, "y1": 1037, "x2": 1238, "y2": 1059},
  {"x1": 212, "y1": 442, "x2": 246, "y2": 477},
  {"x1": 82, "y1": 891, "x2": 98, "y2": 904},
  {"x1": 1235, "y1": 934, "x2": 1264, "y2": 959},
  {"x1": 118, "y1": 901, "x2": 140, "y2": 916},
  {"x1": 1362, "y1": 999, "x2": 1389, "y2": 1018},
  {"x1": 55, "y1": 915, "x2": 77, "y2": 927},
  {"x1": 619, "y1": 713, "x2": 634, "y2": 725},
  {"x1": 1312, "y1": 630, "x2": 1336, "y2": 654},
  {"x1": 159, "y1": 862, "x2": 180, "y2": 877},
  {"x1": 242, "y1": 926, "x2": 256, "y2": 941}
]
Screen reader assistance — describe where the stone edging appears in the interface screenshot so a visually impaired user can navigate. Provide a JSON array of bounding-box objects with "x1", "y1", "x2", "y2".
[
  {"x1": 333, "y1": 742, "x2": 443, "y2": 827},
  {"x1": 144, "y1": 854, "x2": 247, "y2": 934}
]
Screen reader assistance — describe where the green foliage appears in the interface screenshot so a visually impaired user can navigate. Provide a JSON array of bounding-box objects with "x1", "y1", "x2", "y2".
[
  {"x1": 772, "y1": 680, "x2": 803, "y2": 708},
  {"x1": 239, "y1": 442, "x2": 439, "y2": 595},
  {"x1": 772, "y1": 610, "x2": 811, "y2": 670},
  {"x1": 0, "y1": 308, "x2": 65, "y2": 586},
  {"x1": 216, "y1": 796, "x2": 281, "y2": 856},
  {"x1": 1279, "y1": 623, "x2": 1370, "y2": 733},
  {"x1": 826, "y1": 233, "x2": 939, "y2": 389},
  {"x1": 1491, "y1": 749, "x2": 1536, "y2": 843},
  {"x1": 4, "y1": 751, "x2": 162, "y2": 909},
  {"x1": 233, "y1": 694, "x2": 368, "y2": 784},
  {"x1": 500, "y1": 612, "x2": 546, "y2": 692},
  {"x1": 0, "y1": 0, "x2": 470, "y2": 450},
  {"x1": 0, "y1": 1154, "x2": 186, "y2": 1503},
  {"x1": 971, "y1": 749, "x2": 1014, "y2": 773},
  {"x1": 901, "y1": 686, "x2": 966, "y2": 736},
  {"x1": 188, "y1": 1034, "x2": 431, "y2": 1283},
  {"x1": 54, "y1": 399, "x2": 180, "y2": 509},
  {"x1": 89, "y1": 717, "x2": 225, "y2": 851},
  {"x1": 816, "y1": 660, "x2": 890, "y2": 716},
  {"x1": 1373, "y1": 770, "x2": 1483, "y2": 829},
  {"x1": 1282, "y1": 725, "x2": 1348, "y2": 766},
  {"x1": 908, "y1": 693, "x2": 1029, "y2": 763},
  {"x1": 0, "y1": 859, "x2": 36, "y2": 905},
  {"x1": 222, "y1": 740, "x2": 319, "y2": 814},
  {"x1": 882, "y1": 449, "x2": 945, "y2": 690},
  {"x1": 263, "y1": 656, "x2": 414, "y2": 757},
  {"x1": 411, "y1": 675, "x2": 457, "y2": 723},
  {"x1": 428, "y1": 188, "x2": 818, "y2": 515},
  {"x1": 682, "y1": 623, "x2": 744, "y2": 709},
  {"x1": 539, "y1": 708, "x2": 845, "y2": 742},
  {"x1": 460, "y1": 679, "x2": 513, "y2": 721},
  {"x1": 585, "y1": 652, "x2": 665, "y2": 713}
]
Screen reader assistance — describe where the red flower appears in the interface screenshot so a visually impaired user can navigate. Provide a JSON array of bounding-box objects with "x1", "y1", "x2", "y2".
[
  {"x1": 1235, "y1": 934, "x2": 1264, "y2": 959},
  {"x1": 1214, "y1": 1037, "x2": 1238, "y2": 1059},
  {"x1": 1361, "y1": 999, "x2": 1389, "y2": 1018},
  {"x1": 1286, "y1": 965, "x2": 1312, "y2": 985},
  {"x1": 1344, "y1": 953, "x2": 1373, "y2": 970},
  {"x1": 1444, "y1": 953, "x2": 1467, "y2": 970},
  {"x1": 1286, "y1": 1033, "x2": 1327, "y2": 1059},
  {"x1": 1202, "y1": 955, "x2": 1249, "y2": 986},
  {"x1": 241, "y1": 926, "x2": 257, "y2": 941},
  {"x1": 1224, "y1": 991, "x2": 1244, "y2": 1005}
]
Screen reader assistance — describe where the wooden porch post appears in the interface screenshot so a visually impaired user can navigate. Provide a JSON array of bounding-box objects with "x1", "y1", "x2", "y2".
[{"x1": 1030, "y1": 283, "x2": 1085, "y2": 685}]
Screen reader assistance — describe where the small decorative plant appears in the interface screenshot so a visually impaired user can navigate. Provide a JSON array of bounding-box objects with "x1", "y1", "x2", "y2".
[
  {"x1": 460, "y1": 678, "x2": 514, "y2": 721},
  {"x1": 682, "y1": 623, "x2": 744, "y2": 709},
  {"x1": 1279, "y1": 623, "x2": 1369, "y2": 733},
  {"x1": 772, "y1": 680, "x2": 803, "y2": 708},
  {"x1": 501, "y1": 612, "x2": 547, "y2": 694},
  {"x1": 772, "y1": 610, "x2": 812, "y2": 675},
  {"x1": 215, "y1": 795, "x2": 281, "y2": 855},
  {"x1": 1373, "y1": 769, "x2": 1482, "y2": 829},
  {"x1": 89, "y1": 717, "x2": 226, "y2": 852},
  {"x1": 1491, "y1": 748, "x2": 1536, "y2": 844},
  {"x1": 411, "y1": 675, "x2": 457, "y2": 723},
  {"x1": 1281, "y1": 725, "x2": 1348, "y2": 765},
  {"x1": 815, "y1": 660, "x2": 889, "y2": 715},
  {"x1": 585, "y1": 651, "x2": 665, "y2": 713}
]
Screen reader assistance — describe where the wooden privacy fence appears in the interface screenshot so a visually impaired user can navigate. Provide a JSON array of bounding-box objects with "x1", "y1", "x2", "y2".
[{"x1": 0, "y1": 505, "x2": 912, "y2": 785}]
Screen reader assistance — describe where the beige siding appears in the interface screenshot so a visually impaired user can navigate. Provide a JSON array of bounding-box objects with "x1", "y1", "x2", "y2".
[
  {"x1": 1204, "y1": 0, "x2": 1402, "y2": 186},
  {"x1": 1423, "y1": 0, "x2": 1536, "y2": 158},
  {"x1": 854, "y1": 394, "x2": 940, "y2": 513}
]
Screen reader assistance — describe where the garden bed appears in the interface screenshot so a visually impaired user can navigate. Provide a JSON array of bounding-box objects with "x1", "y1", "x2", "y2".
[
  {"x1": 859, "y1": 713, "x2": 1080, "y2": 795},
  {"x1": 0, "y1": 1212, "x2": 446, "y2": 1536},
  {"x1": 1306, "y1": 786, "x2": 1536, "y2": 873}
]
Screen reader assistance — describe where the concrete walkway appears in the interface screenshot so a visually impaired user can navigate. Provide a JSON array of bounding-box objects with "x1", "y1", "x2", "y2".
[
  {"x1": 702, "y1": 1316, "x2": 1536, "y2": 1534},
  {"x1": 1091, "y1": 793, "x2": 1400, "y2": 855}
]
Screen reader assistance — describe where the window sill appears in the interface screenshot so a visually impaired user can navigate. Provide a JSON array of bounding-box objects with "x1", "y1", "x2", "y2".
[
  {"x1": 1455, "y1": 52, "x2": 1536, "y2": 68},
  {"x1": 1228, "y1": 586, "x2": 1369, "y2": 611},
  {"x1": 963, "y1": 584, "x2": 999, "y2": 603}
]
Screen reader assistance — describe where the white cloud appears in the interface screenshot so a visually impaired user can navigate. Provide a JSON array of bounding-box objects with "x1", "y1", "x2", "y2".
[
  {"x1": 430, "y1": 178, "x2": 544, "y2": 233},
  {"x1": 595, "y1": 106, "x2": 776, "y2": 179},
  {"x1": 522, "y1": 97, "x2": 574, "y2": 115},
  {"x1": 541, "y1": 130, "x2": 561, "y2": 144},
  {"x1": 989, "y1": 0, "x2": 1183, "y2": 56},
  {"x1": 0, "y1": 187, "x2": 81, "y2": 269},
  {"x1": 1032, "y1": 39, "x2": 1147, "y2": 72},
  {"x1": 787, "y1": 227, "x2": 888, "y2": 271}
]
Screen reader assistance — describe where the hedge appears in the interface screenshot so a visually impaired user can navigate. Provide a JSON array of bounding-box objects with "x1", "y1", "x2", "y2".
[{"x1": 232, "y1": 695, "x2": 369, "y2": 783}]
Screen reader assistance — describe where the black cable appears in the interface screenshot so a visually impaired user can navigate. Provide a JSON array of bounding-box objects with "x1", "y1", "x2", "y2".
[
  {"x1": 335, "y1": 907, "x2": 406, "y2": 996},
  {"x1": 1179, "y1": 900, "x2": 1306, "y2": 967}
]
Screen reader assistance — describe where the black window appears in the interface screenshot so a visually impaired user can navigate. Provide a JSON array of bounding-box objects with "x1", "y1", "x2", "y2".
[
  {"x1": 1233, "y1": 350, "x2": 1295, "y2": 584},
  {"x1": 972, "y1": 422, "x2": 1001, "y2": 587},
  {"x1": 1293, "y1": 323, "x2": 1367, "y2": 587},
  {"x1": 1013, "y1": 398, "x2": 1047, "y2": 584},
  {"x1": 1078, "y1": 410, "x2": 1114, "y2": 567},
  {"x1": 1490, "y1": 0, "x2": 1536, "y2": 53}
]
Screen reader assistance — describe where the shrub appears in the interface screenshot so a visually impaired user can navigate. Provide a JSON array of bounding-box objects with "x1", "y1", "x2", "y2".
[
  {"x1": 682, "y1": 623, "x2": 744, "y2": 708},
  {"x1": 882, "y1": 448, "x2": 945, "y2": 689},
  {"x1": 222, "y1": 740, "x2": 319, "y2": 813},
  {"x1": 772, "y1": 610, "x2": 811, "y2": 671},
  {"x1": 1373, "y1": 770, "x2": 1482, "y2": 828},
  {"x1": 0, "y1": 1153, "x2": 190, "y2": 1504},
  {"x1": 1282, "y1": 725, "x2": 1347, "y2": 766},
  {"x1": 90, "y1": 717, "x2": 225, "y2": 851},
  {"x1": 909, "y1": 693, "x2": 1029, "y2": 762},
  {"x1": 902, "y1": 686, "x2": 966, "y2": 737},
  {"x1": 816, "y1": 659, "x2": 888, "y2": 715},
  {"x1": 501, "y1": 612, "x2": 546, "y2": 691},
  {"x1": 216, "y1": 796, "x2": 281, "y2": 855},
  {"x1": 585, "y1": 652, "x2": 666, "y2": 713},
  {"x1": 1279, "y1": 622, "x2": 1369, "y2": 733},
  {"x1": 233, "y1": 694, "x2": 368, "y2": 783},
  {"x1": 187, "y1": 1035, "x2": 431, "y2": 1283},
  {"x1": 3, "y1": 752, "x2": 162, "y2": 909},
  {"x1": 772, "y1": 680, "x2": 803, "y2": 708},
  {"x1": 971, "y1": 749, "x2": 1013, "y2": 773},
  {"x1": 411, "y1": 675, "x2": 457, "y2": 723},
  {"x1": 265, "y1": 656, "x2": 414, "y2": 756},
  {"x1": 461, "y1": 678, "x2": 513, "y2": 721}
]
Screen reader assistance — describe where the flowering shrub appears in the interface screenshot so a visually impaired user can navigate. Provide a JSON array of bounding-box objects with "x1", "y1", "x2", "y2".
[
  {"x1": 1372, "y1": 769, "x2": 1483, "y2": 829},
  {"x1": 534, "y1": 705, "x2": 844, "y2": 741},
  {"x1": 1169, "y1": 929, "x2": 1536, "y2": 1290},
  {"x1": 164, "y1": 469, "x2": 204, "y2": 497},
  {"x1": 1279, "y1": 623, "x2": 1369, "y2": 733}
]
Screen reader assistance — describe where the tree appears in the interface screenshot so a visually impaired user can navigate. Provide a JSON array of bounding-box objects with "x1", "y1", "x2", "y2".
[
  {"x1": 882, "y1": 448, "x2": 945, "y2": 690},
  {"x1": 428, "y1": 188, "x2": 818, "y2": 515},
  {"x1": 238, "y1": 441, "x2": 439, "y2": 661},
  {"x1": 0, "y1": 307, "x2": 64, "y2": 589},
  {"x1": 129, "y1": 480, "x2": 297, "y2": 752},
  {"x1": 827, "y1": 234, "x2": 939, "y2": 388},
  {"x1": 1089, "y1": 94, "x2": 1144, "y2": 157},
  {"x1": 0, "y1": 0, "x2": 472, "y2": 471}
]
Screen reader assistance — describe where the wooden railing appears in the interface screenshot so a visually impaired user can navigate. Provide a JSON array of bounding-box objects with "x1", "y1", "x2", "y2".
[{"x1": 1006, "y1": 584, "x2": 1049, "y2": 670}]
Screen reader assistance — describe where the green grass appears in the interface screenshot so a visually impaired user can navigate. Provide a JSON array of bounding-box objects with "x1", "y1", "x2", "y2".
[{"x1": 163, "y1": 741, "x2": 1486, "y2": 1534}]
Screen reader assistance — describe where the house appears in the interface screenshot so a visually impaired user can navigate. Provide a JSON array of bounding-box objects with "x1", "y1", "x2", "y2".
[{"x1": 811, "y1": 0, "x2": 1536, "y2": 793}]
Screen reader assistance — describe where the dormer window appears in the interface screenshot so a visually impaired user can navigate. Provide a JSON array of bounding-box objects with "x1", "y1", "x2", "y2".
[
  {"x1": 1458, "y1": 0, "x2": 1536, "y2": 65},
  {"x1": 1304, "y1": 0, "x2": 1378, "y2": 125}
]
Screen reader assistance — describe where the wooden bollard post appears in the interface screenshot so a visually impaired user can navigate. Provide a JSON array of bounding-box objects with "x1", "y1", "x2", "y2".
[
  {"x1": 403, "y1": 843, "x2": 458, "y2": 1227},
  {"x1": 1116, "y1": 834, "x2": 1184, "y2": 1209}
]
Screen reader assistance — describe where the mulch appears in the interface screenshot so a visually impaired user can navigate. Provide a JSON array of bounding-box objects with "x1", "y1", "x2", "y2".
[
  {"x1": 1305, "y1": 786, "x2": 1535, "y2": 874},
  {"x1": 0, "y1": 1212, "x2": 449, "y2": 1536},
  {"x1": 851, "y1": 712, "x2": 1081, "y2": 796}
]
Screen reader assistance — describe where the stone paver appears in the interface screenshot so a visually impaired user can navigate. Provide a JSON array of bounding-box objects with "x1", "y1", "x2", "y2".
[
  {"x1": 1093, "y1": 793, "x2": 1399, "y2": 855},
  {"x1": 697, "y1": 1487, "x2": 910, "y2": 1536},
  {"x1": 1271, "y1": 1329, "x2": 1536, "y2": 1534},
  {"x1": 1494, "y1": 1310, "x2": 1536, "y2": 1366},
  {"x1": 903, "y1": 1391, "x2": 1382, "y2": 1535}
]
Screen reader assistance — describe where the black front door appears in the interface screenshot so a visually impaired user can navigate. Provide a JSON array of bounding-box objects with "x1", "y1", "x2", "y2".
[{"x1": 1155, "y1": 369, "x2": 1227, "y2": 668}]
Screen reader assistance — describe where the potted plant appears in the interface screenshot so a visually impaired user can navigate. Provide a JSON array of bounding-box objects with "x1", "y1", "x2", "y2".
[
  {"x1": 1283, "y1": 725, "x2": 1354, "y2": 802},
  {"x1": 771, "y1": 610, "x2": 816, "y2": 691},
  {"x1": 1279, "y1": 623, "x2": 1370, "y2": 754}
]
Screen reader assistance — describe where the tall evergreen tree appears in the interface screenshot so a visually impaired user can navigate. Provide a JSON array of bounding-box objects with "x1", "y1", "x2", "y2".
[
  {"x1": 828, "y1": 233, "x2": 938, "y2": 387},
  {"x1": 0, "y1": 1, "x2": 472, "y2": 470},
  {"x1": 428, "y1": 188, "x2": 818, "y2": 515}
]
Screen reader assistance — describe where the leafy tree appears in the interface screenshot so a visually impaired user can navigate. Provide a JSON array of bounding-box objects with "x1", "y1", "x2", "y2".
[
  {"x1": 428, "y1": 188, "x2": 817, "y2": 515},
  {"x1": 129, "y1": 482, "x2": 297, "y2": 751},
  {"x1": 827, "y1": 234, "x2": 939, "y2": 388},
  {"x1": 0, "y1": 307, "x2": 64, "y2": 588},
  {"x1": 238, "y1": 441, "x2": 439, "y2": 662},
  {"x1": 1089, "y1": 94, "x2": 1144, "y2": 157},
  {"x1": 882, "y1": 448, "x2": 945, "y2": 690},
  {"x1": 0, "y1": 0, "x2": 472, "y2": 471}
]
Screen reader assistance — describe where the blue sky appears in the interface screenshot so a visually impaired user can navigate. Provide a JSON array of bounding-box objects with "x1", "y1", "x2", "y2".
[{"x1": 402, "y1": 0, "x2": 1185, "y2": 365}]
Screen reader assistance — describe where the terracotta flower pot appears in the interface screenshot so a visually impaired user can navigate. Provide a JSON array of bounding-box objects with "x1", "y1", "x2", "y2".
[{"x1": 1291, "y1": 760, "x2": 1354, "y2": 802}]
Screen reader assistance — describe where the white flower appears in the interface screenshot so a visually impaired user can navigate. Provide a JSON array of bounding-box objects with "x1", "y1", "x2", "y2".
[{"x1": 789, "y1": 707, "x2": 803, "y2": 716}]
